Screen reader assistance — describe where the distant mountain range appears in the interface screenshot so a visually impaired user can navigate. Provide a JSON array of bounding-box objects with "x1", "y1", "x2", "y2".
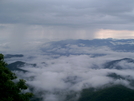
[
  {"x1": 41, "y1": 39, "x2": 134, "y2": 54},
  {"x1": 7, "y1": 57, "x2": 134, "y2": 71},
  {"x1": 5, "y1": 54, "x2": 24, "y2": 58}
]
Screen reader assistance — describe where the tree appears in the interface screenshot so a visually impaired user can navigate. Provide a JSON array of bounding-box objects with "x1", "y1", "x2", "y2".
[
  {"x1": 0, "y1": 54, "x2": 33, "y2": 101},
  {"x1": 78, "y1": 85, "x2": 134, "y2": 101}
]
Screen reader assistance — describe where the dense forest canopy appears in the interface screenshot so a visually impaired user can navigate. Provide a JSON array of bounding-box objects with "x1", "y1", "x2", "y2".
[{"x1": 0, "y1": 54, "x2": 33, "y2": 101}]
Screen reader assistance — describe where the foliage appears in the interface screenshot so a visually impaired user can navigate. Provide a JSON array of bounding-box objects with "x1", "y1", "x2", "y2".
[
  {"x1": 78, "y1": 85, "x2": 134, "y2": 101},
  {"x1": 0, "y1": 54, "x2": 33, "y2": 101}
]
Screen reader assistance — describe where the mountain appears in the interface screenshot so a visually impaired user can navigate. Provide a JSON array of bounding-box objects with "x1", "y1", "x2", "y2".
[
  {"x1": 78, "y1": 85, "x2": 134, "y2": 101},
  {"x1": 41, "y1": 39, "x2": 134, "y2": 55},
  {"x1": 104, "y1": 58, "x2": 134, "y2": 70},
  {"x1": 7, "y1": 61, "x2": 36, "y2": 72},
  {"x1": 4, "y1": 54, "x2": 24, "y2": 58}
]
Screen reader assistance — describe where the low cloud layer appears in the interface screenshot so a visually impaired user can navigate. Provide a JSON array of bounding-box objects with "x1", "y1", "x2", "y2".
[
  {"x1": 15, "y1": 54, "x2": 134, "y2": 101},
  {"x1": 5, "y1": 39, "x2": 134, "y2": 101}
]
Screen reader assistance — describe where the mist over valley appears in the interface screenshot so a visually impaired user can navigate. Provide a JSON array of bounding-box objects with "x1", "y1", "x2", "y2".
[{"x1": 3, "y1": 39, "x2": 134, "y2": 101}]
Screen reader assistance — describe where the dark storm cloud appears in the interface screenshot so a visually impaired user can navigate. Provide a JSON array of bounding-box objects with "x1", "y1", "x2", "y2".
[{"x1": 0, "y1": 0, "x2": 134, "y2": 29}]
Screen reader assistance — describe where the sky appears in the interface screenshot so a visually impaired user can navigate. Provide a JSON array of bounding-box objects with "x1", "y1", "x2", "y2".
[
  {"x1": 0, "y1": 0, "x2": 134, "y2": 40},
  {"x1": 0, "y1": 0, "x2": 134, "y2": 52}
]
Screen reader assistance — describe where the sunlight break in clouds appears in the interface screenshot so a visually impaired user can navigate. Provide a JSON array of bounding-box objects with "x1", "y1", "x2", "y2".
[{"x1": 95, "y1": 29, "x2": 134, "y2": 39}]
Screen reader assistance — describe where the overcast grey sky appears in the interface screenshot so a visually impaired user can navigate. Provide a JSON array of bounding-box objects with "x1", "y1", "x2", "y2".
[{"x1": 0, "y1": 0, "x2": 134, "y2": 42}]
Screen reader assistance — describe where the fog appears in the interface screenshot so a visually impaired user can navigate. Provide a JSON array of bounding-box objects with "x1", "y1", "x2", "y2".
[{"x1": 5, "y1": 40, "x2": 134, "y2": 101}]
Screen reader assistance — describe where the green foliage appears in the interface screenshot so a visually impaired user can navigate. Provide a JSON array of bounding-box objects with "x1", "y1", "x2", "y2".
[
  {"x1": 0, "y1": 54, "x2": 33, "y2": 101},
  {"x1": 78, "y1": 85, "x2": 134, "y2": 101}
]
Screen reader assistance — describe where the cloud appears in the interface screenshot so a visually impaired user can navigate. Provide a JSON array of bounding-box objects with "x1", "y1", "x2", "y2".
[
  {"x1": 15, "y1": 55, "x2": 134, "y2": 100},
  {"x1": 95, "y1": 29, "x2": 134, "y2": 39},
  {"x1": 11, "y1": 42, "x2": 134, "y2": 101},
  {"x1": 0, "y1": 0, "x2": 134, "y2": 44},
  {"x1": 0, "y1": 0, "x2": 134, "y2": 29}
]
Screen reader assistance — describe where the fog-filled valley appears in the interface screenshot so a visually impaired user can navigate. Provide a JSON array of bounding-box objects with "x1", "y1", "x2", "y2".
[{"x1": 3, "y1": 39, "x2": 134, "y2": 101}]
